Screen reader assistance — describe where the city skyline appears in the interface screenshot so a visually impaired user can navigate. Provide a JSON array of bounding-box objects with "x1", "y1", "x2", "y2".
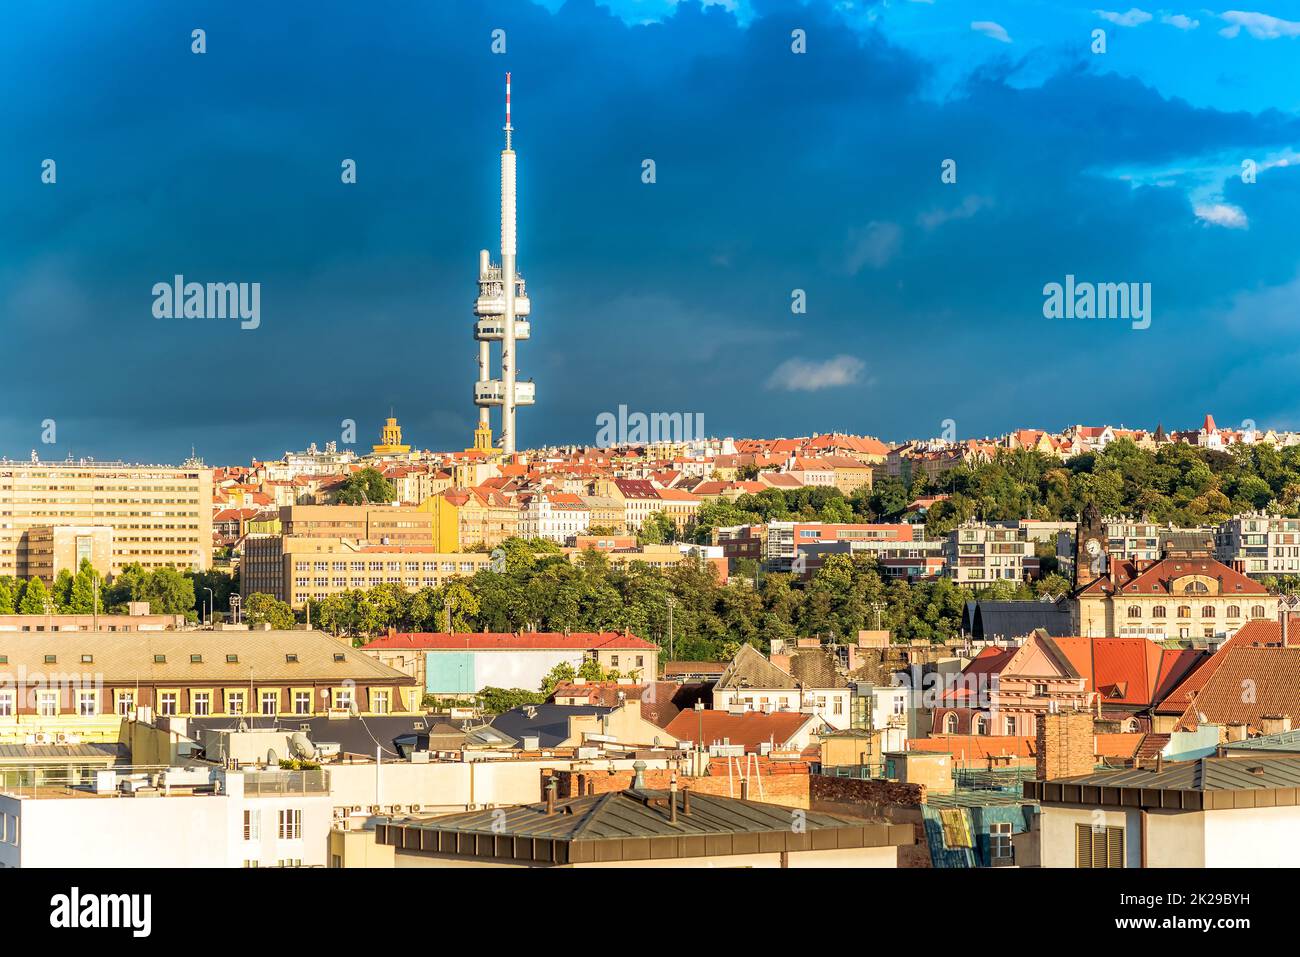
[{"x1": 4, "y1": 0, "x2": 1300, "y2": 463}]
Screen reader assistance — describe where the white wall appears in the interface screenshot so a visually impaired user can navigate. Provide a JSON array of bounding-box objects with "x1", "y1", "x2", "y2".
[{"x1": 0, "y1": 782, "x2": 332, "y2": 868}]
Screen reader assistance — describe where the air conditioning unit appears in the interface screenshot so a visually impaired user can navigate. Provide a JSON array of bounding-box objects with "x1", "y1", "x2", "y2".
[
  {"x1": 32, "y1": 732, "x2": 49, "y2": 745},
  {"x1": 55, "y1": 732, "x2": 68, "y2": 744},
  {"x1": 368, "y1": 805, "x2": 380, "y2": 814}
]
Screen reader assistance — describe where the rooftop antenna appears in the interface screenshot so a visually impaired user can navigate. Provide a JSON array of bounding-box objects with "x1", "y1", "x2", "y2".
[{"x1": 504, "y1": 71, "x2": 512, "y2": 150}]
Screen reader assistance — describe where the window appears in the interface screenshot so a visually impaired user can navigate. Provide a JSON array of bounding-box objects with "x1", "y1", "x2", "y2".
[
  {"x1": 77, "y1": 690, "x2": 98, "y2": 717},
  {"x1": 1201, "y1": 605, "x2": 1216, "y2": 618},
  {"x1": 116, "y1": 691, "x2": 135, "y2": 716},
  {"x1": 243, "y1": 809, "x2": 260, "y2": 841},
  {"x1": 1177, "y1": 606, "x2": 1191, "y2": 619},
  {"x1": 1126, "y1": 606, "x2": 1141, "y2": 619},
  {"x1": 1152, "y1": 605, "x2": 1167, "y2": 618},
  {"x1": 1182, "y1": 581, "x2": 1208, "y2": 594},
  {"x1": 333, "y1": 688, "x2": 354, "y2": 712},
  {"x1": 227, "y1": 691, "x2": 245, "y2": 715},
  {"x1": 36, "y1": 691, "x2": 58, "y2": 717},
  {"x1": 0, "y1": 691, "x2": 13, "y2": 718},
  {"x1": 159, "y1": 692, "x2": 178, "y2": 716},
  {"x1": 1227, "y1": 605, "x2": 1241, "y2": 618},
  {"x1": 294, "y1": 691, "x2": 311, "y2": 715},
  {"x1": 1004, "y1": 715, "x2": 1016, "y2": 735},
  {"x1": 973, "y1": 713, "x2": 988, "y2": 735},
  {"x1": 285, "y1": 654, "x2": 298, "y2": 664},
  {"x1": 371, "y1": 690, "x2": 390, "y2": 715},
  {"x1": 943, "y1": 712, "x2": 959, "y2": 734},
  {"x1": 192, "y1": 692, "x2": 211, "y2": 716},
  {"x1": 610, "y1": 655, "x2": 620, "y2": 667},
  {"x1": 43, "y1": 655, "x2": 56, "y2": 665},
  {"x1": 1252, "y1": 605, "x2": 1266, "y2": 618},
  {"x1": 989, "y1": 822, "x2": 1013, "y2": 861},
  {"x1": 261, "y1": 691, "x2": 278, "y2": 715},
  {"x1": 1031, "y1": 682, "x2": 1048, "y2": 697},
  {"x1": 80, "y1": 654, "x2": 93, "y2": 664},
  {"x1": 191, "y1": 654, "x2": 203, "y2": 664},
  {"x1": 278, "y1": 809, "x2": 302, "y2": 840},
  {"x1": 1075, "y1": 824, "x2": 1124, "y2": 868},
  {"x1": 154, "y1": 655, "x2": 166, "y2": 664},
  {"x1": 226, "y1": 654, "x2": 239, "y2": 664}
]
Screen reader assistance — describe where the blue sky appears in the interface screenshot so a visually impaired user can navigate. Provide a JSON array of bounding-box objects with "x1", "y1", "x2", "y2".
[{"x1": 2, "y1": 0, "x2": 1299, "y2": 463}]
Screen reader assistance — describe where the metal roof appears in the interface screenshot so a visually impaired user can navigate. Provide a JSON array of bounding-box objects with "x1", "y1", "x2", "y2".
[
  {"x1": 1025, "y1": 755, "x2": 1300, "y2": 811},
  {"x1": 377, "y1": 788, "x2": 912, "y2": 864}
]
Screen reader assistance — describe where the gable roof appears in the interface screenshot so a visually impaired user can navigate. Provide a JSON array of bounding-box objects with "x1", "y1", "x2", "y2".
[
  {"x1": 363, "y1": 631, "x2": 658, "y2": 651},
  {"x1": 1173, "y1": 645, "x2": 1300, "y2": 733},
  {"x1": 715, "y1": 644, "x2": 802, "y2": 690}
]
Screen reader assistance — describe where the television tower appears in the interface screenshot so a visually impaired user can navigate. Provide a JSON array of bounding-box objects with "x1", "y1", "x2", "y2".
[{"x1": 473, "y1": 72, "x2": 534, "y2": 455}]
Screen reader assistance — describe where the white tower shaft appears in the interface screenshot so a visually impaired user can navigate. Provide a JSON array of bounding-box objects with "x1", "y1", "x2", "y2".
[{"x1": 501, "y1": 127, "x2": 518, "y2": 454}]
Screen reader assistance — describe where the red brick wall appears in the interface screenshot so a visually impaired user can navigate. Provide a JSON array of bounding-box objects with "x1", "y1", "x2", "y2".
[
  {"x1": 1035, "y1": 710, "x2": 1095, "y2": 780},
  {"x1": 807, "y1": 776, "x2": 930, "y2": 867}
]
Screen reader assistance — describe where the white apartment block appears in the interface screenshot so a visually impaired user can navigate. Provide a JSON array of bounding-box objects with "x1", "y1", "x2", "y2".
[
  {"x1": 0, "y1": 767, "x2": 331, "y2": 868},
  {"x1": 946, "y1": 522, "x2": 1035, "y2": 586},
  {"x1": 519, "y1": 493, "x2": 590, "y2": 543},
  {"x1": 1216, "y1": 513, "x2": 1300, "y2": 577}
]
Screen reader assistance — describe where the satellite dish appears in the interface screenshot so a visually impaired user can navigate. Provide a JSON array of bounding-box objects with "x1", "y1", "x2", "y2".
[
  {"x1": 290, "y1": 732, "x2": 317, "y2": 760},
  {"x1": 267, "y1": 748, "x2": 279, "y2": 765}
]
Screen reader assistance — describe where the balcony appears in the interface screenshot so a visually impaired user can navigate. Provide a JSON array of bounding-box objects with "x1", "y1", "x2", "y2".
[{"x1": 474, "y1": 317, "x2": 531, "y2": 340}]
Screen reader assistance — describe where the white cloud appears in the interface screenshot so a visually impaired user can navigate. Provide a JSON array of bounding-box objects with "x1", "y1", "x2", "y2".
[
  {"x1": 1161, "y1": 13, "x2": 1199, "y2": 29},
  {"x1": 766, "y1": 355, "x2": 866, "y2": 392},
  {"x1": 1218, "y1": 10, "x2": 1300, "y2": 39},
  {"x1": 917, "y1": 195, "x2": 992, "y2": 231},
  {"x1": 1194, "y1": 202, "x2": 1249, "y2": 229},
  {"x1": 970, "y1": 20, "x2": 1012, "y2": 43},
  {"x1": 1095, "y1": 8, "x2": 1153, "y2": 27},
  {"x1": 844, "y1": 221, "x2": 901, "y2": 272}
]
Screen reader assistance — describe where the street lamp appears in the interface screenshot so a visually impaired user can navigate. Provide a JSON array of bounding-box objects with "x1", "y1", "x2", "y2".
[{"x1": 665, "y1": 595, "x2": 677, "y2": 661}]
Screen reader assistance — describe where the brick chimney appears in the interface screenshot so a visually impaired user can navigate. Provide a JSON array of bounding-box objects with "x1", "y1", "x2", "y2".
[
  {"x1": 1035, "y1": 710, "x2": 1095, "y2": 781},
  {"x1": 1261, "y1": 714, "x2": 1291, "y2": 736}
]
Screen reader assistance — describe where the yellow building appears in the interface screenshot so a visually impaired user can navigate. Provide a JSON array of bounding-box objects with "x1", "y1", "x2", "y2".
[
  {"x1": 419, "y1": 488, "x2": 518, "y2": 552},
  {"x1": 371, "y1": 416, "x2": 411, "y2": 455}
]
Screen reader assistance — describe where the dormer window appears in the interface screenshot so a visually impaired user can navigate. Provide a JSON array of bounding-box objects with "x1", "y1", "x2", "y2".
[
  {"x1": 226, "y1": 654, "x2": 239, "y2": 663},
  {"x1": 191, "y1": 654, "x2": 203, "y2": 664}
]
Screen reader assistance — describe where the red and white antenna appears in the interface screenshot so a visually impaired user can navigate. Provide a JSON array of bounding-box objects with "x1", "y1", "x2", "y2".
[{"x1": 504, "y1": 72, "x2": 513, "y2": 149}]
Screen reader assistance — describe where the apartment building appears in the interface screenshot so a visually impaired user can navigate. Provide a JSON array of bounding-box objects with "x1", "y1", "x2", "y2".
[
  {"x1": 518, "y1": 491, "x2": 590, "y2": 543},
  {"x1": 0, "y1": 766, "x2": 332, "y2": 868},
  {"x1": 1216, "y1": 512, "x2": 1300, "y2": 577},
  {"x1": 766, "y1": 522, "x2": 916, "y2": 571},
  {"x1": 241, "y1": 536, "x2": 491, "y2": 606},
  {"x1": 278, "y1": 504, "x2": 432, "y2": 546},
  {"x1": 0, "y1": 460, "x2": 212, "y2": 578},
  {"x1": 22, "y1": 524, "x2": 113, "y2": 581},
  {"x1": 0, "y1": 630, "x2": 419, "y2": 725},
  {"x1": 946, "y1": 522, "x2": 1036, "y2": 586},
  {"x1": 420, "y1": 487, "x2": 517, "y2": 551}
]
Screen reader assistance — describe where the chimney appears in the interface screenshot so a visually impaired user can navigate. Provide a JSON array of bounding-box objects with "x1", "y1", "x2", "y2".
[
  {"x1": 682, "y1": 787, "x2": 692, "y2": 816},
  {"x1": 1035, "y1": 710, "x2": 1095, "y2": 781},
  {"x1": 740, "y1": 777, "x2": 750, "y2": 800},
  {"x1": 669, "y1": 771, "x2": 678, "y2": 823},
  {"x1": 544, "y1": 778, "x2": 556, "y2": 816},
  {"x1": 1261, "y1": 714, "x2": 1291, "y2": 736},
  {"x1": 1225, "y1": 722, "x2": 1248, "y2": 742},
  {"x1": 631, "y1": 760, "x2": 647, "y2": 789}
]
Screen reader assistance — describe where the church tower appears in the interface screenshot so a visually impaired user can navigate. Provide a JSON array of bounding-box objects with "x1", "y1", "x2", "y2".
[{"x1": 1075, "y1": 501, "x2": 1106, "y2": 588}]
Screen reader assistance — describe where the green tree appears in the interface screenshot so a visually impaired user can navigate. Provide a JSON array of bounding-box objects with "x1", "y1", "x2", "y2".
[
  {"x1": 66, "y1": 559, "x2": 99, "y2": 614},
  {"x1": 0, "y1": 577, "x2": 18, "y2": 614},
  {"x1": 334, "y1": 467, "x2": 396, "y2": 505},
  {"x1": 243, "y1": 592, "x2": 296, "y2": 630},
  {"x1": 18, "y1": 576, "x2": 51, "y2": 615}
]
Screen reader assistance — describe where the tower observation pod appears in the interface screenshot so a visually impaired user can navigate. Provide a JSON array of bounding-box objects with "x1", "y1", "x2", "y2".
[{"x1": 474, "y1": 72, "x2": 535, "y2": 455}]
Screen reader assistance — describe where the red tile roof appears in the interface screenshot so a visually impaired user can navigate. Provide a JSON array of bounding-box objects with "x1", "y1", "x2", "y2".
[
  {"x1": 363, "y1": 631, "x2": 659, "y2": 651},
  {"x1": 1077, "y1": 555, "x2": 1267, "y2": 596},
  {"x1": 662, "y1": 709, "x2": 814, "y2": 753}
]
